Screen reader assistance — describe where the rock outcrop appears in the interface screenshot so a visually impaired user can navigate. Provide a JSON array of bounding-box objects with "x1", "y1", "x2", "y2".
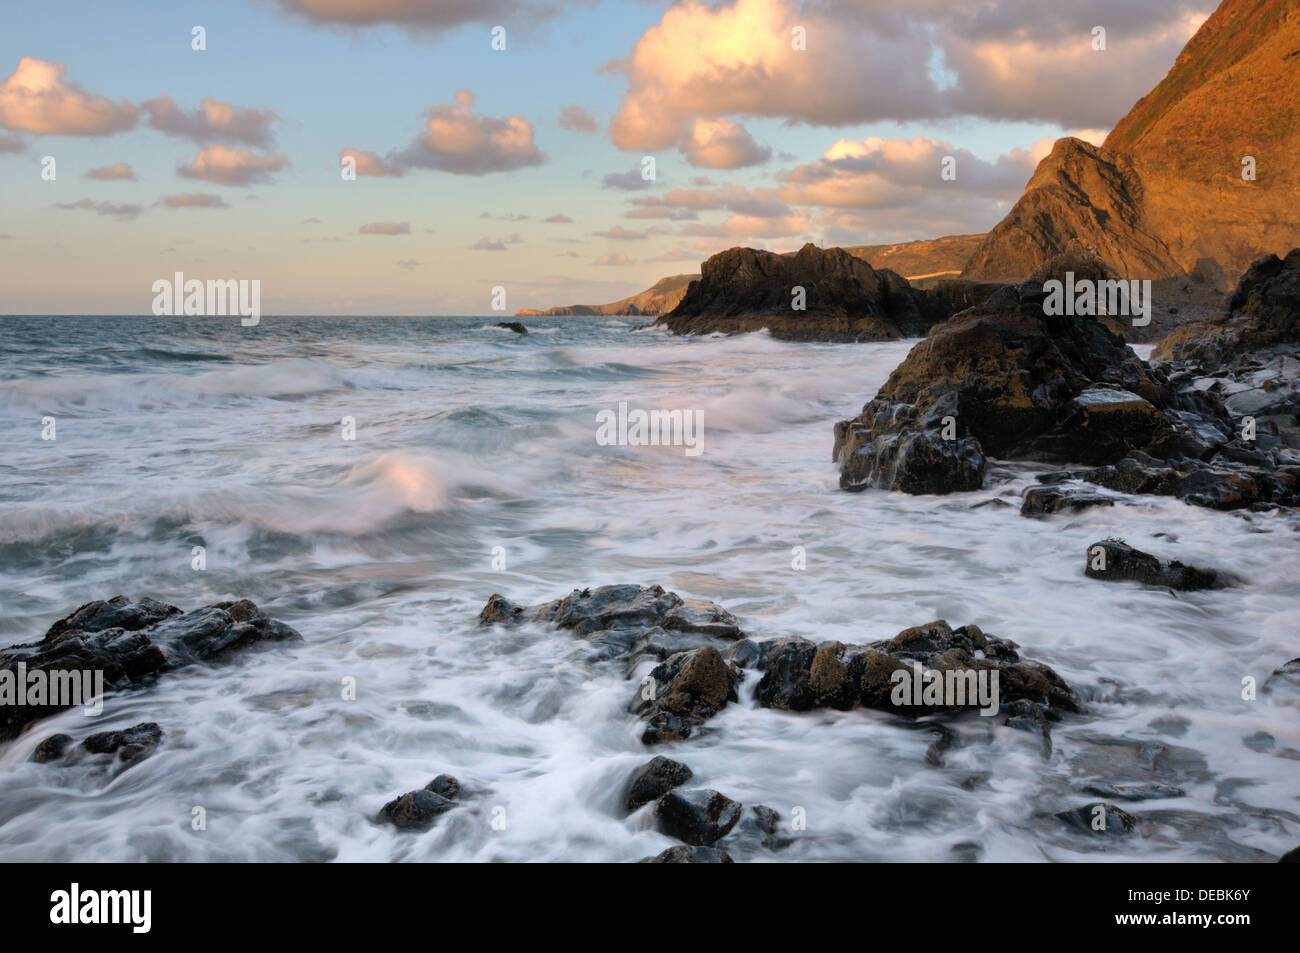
[
  {"x1": 1084, "y1": 540, "x2": 1229, "y2": 591},
  {"x1": 833, "y1": 272, "x2": 1300, "y2": 509},
  {"x1": 0, "y1": 596, "x2": 302, "y2": 742},
  {"x1": 656, "y1": 243, "x2": 938, "y2": 342},
  {"x1": 518, "y1": 273, "x2": 697, "y2": 317}
]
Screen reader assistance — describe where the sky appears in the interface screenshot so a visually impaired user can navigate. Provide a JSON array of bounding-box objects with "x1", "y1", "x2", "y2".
[{"x1": 0, "y1": 0, "x2": 1212, "y2": 314}]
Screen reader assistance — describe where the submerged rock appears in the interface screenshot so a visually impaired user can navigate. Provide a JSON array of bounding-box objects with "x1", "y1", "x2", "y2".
[
  {"x1": 0, "y1": 596, "x2": 302, "y2": 742},
  {"x1": 1021, "y1": 485, "x2": 1116, "y2": 516},
  {"x1": 1055, "y1": 802, "x2": 1139, "y2": 835},
  {"x1": 495, "y1": 321, "x2": 528, "y2": 334},
  {"x1": 378, "y1": 775, "x2": 462, "y2": 831},
  {"x1": 623, "y1": 756, "x2": 693, "y2": 813},
  {"x1": 1084, "y1": 539, "x2": 1228, "y2": 590},
  {"x1": 82, "y1": 722, "x2": 164, "y2": 764},
  {"x1": 655, "y1": 789, "x2": 742, "y2": 846},
  {"x1": 640, "y1": 846, "x2": 734, "y2": 863}
]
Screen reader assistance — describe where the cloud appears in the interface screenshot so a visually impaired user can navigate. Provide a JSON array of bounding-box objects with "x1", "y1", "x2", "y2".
[
  {"x1": 603, "y1": 165, "x2": 657, "y2": 191},
  {"x1": 158, "y1": 193, "x2": 229, "y2": 209},
  {"x1": 630, "y1": 185, "x2": 790, "y2": 218},
  {"x1": 605, "y1": 0, "x2": 1209, "y2": 154},
  {"x1": 177, "y1": 146, "x2": 289, "y2": 185},
  {"x1": 593, "y1": 252, "x2": 635, "y2": 266},
  {"x1": 481, "y1": 211, "x2": 529, "y2": 220},
  {"x1": 471, "y1": 237, "x2": 507, "y2": 251},
  {"x1": 53, "y1": 197, "x2": 142, "y2": 220},
  {"x1": 543, "y1": 213, "x2": 573, "y2": 223},
  {"x1": 360, "y1": 221, "x2": 410, "y2": 235},
  {"x1": 397, "y1": 259, "x2": 422, "y2": 270},
  {"x1": 301, "y1": 217, "x2": 321, "y2": 224},
  {"x1": 85, "y1": 162, "x2": 134, "y2": 180},
  {"x1": 339, "y1": 147, "x2": 406, "y2": 177},
  {"x1": 268, "y1": 0, "x2": 556, "y2": 32},
  {"x1": 558, "y1": 105, "x2": 599, "y2": 133},
  {"x1": 0, "y1": 57, "x2": 137, "y2": 136},
  {"x1": 591, "y1": 226, "x2": 646, "y2": 241},
  {"x1": 0, "y1": 133, "x2": 25, "y2": 152},
  {"x1": 379, "y1": 90, "x2": 544, "y2": 175},
  {"x1": 143, "y1": 97, "x2": 278, "y2": 147},
  {"x1": 680, "y1": 118, "x2": 770, "y2": 169}
]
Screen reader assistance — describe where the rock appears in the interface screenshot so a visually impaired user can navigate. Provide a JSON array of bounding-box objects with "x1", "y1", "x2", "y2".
[
  {"x1": 754, "y1": 620, "x2": 1080, "y2": 719},
  {"x1": 722, "y1": 805, "x2": 790, "y2": 852},
  {"x1": 1021, "y1": 486, "x2": 1116, "y2": 516},
  {"x1": 495, "y1": 321, "x2": 528, "y2": 334},
  {"x1": 631, "y1": 645, "x2": 741, "y2": 744},
  {"x1": 425, "y1": 774, "x2": 460, "y2": 800},
  {"x1": 30, "y1": 733, "x2": 73, "y2": 763},
  {"x1": 623, "y1": 756, "x2": 693, "y2": 813},
  {"x1": 656, "y1": 243, "x2": 937, "y2": 342},
  {"x1": 81, "y1": 722, "x2": 164, "y2": 764},
  {"x1": 0, "y1": 596, "x2": 301, "y2": 742},
  {"x1": 378, "y1": 789, "x2": 456, "y2": 831},
  {"x1": 1082, "y1": 782, "x2": 1185, "y2": 802},
  {"x1": 478, "y1": 584, "x2": 743, "y2": 664},
  {"x1": 1084, "y1": 539, "x2": 1228, "y2": 590},
  {"x1": 640, "y1": 846, "x2": 734, "y2": 863},
  {"x1": 1280, "y1": 845, "x2": 1300, "y2": 863},
  {"x1": 1055, "y1": 802, "x2": 1139, "y2": 835},
  {"x1": 1263, "y1": 658, "x2": 1300, "y2": 696},
  {"x1": 655, "y1": 789, "x2": 742, "y2": 846}
]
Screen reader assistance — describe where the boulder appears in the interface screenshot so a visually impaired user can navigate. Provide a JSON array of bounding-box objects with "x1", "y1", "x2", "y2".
[
  {"x1": 654, "y1": 789, "x2": 742, "y2": 846},
  {"x1": 623, "y1": 756, "x2": 693, "y2": 813},
  {"x1": 377, "y1": 789, "x2": 456, "y2": 831},
  {"x1": 631, "y1": 645, "x2": 742, "y2": 744},
  {"x1": 640, "y1": 846, "x2": 734, "y2": 863},
  {"x1": 1054, "y1": 802, "x2": 1139, "y2": 835},
  {"x1": 1084, "y1": 539, "x2": 1228, "y2": 590}
]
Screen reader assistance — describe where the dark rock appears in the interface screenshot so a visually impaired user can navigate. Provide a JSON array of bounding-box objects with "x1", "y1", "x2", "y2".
[
  {"x1": 623, "y1": 756, "x2": 693, "y2": 813},
  {"x1": 495, "y1": 321, "x2": 528, "y2": 334},
  {"x1": 1021, "y1": 486, "x2": 1116, "y2": 516},
  {"x1": 378, "y1": 789, "x2": 456, "y2": 831},
  {"x1": 754, "y1": 620, "x2": 1079, "y2": 719},
  {"x1": 631, "y1": 645, "x2": 741, "y2": 744},
  {"x1": 1263, "y1": 658, "x2": 1300, "y2": 695},
  {"x1": 640, "y1": 846, "x2": 734, "y2": 863},
  {"x1": 722, "y1": 805, "x2": 790, "y2": 852},
  {"x1": 1280, "y1": 845, "x2": 1300, "y2": 863},
  {"x1": 30, "y1": 733, "x2": 73, "y2": 763},
  {"x1": 424, "y1": 774, "x2": 460, "y2": 799},
  {"x1": 655, "y1": 789, "x2": 742, "y2": 846},
  {"x1": 1055, "y1": 802, "x2": 1139, "y2": 835},
  {"x1": 1084, "y1": 539, "x2": 1228, "y2": 590},
  {"x1": 1082, "y1": 781, "x2": 1185, "y2": 802},
  {"x1": 1, "y1": 596, "x2": 300, "y2": 742},
  {"x1": 82, "y1": 722, "x2": 164, "y2": 764}
]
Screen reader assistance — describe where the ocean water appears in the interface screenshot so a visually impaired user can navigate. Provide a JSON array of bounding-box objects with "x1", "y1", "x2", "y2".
[{"x1": 0, "y1": 314, "x2": 1296, "y2": 862}]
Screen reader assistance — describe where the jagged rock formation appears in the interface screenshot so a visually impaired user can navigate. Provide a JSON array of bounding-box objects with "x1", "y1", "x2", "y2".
[
  {"x1": 656, "y1": 243, "x2": 954, "y2": 342},
  {"x1": 964, "y1": 0, "x2": 1300, "y2": 287},
  {"x1": 832, "y1": 267, "x2": 1300, "y2": 509},
  {"x1": 516, "y1": 273, "x2": 696, "y2": 317}
]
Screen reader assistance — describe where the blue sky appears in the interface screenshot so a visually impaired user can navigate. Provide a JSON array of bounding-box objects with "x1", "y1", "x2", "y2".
[{"x1": 0, "y1": 0, "x2": 1208, "y2": 313}]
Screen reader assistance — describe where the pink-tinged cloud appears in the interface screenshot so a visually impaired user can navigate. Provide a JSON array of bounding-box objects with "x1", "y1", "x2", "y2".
[
  {"x1": 339, "y1": 147, "x2": 406, "y2": 177},
  {"x1": 606, "y1": 0, "x2": 1208, "y2": 152},
  {"x1": 630, "y1": 185, "x2": 790, "y2": 219},
  {"x1": 53, "y1": 197, "x2": 143, "y2": 220},
  {"x1": 543, "y1": 213, "x2": 574, "y2": 223},
  {"x1": 269, "y1": 0, "x2": 553, "y2": 30},
  {"x1": 470, "y1": 237, "x2": 507, "y2": 251},
  {"x1": 392, "y1": 90, "x2": 544, "y2": 175},
  {"x1": 360, "y1": 222, "x2": 411, "y2": 235},
  {"x1": 158, "y1": 193, "x2": 229, "y2": 209},
  {"x1": 591, "y1": 226, "x2": 646, "y2": 241},
  {"x1": 593, "y1": 252, "x2": 634, "y2": 266},
  {"x1": 177, "y1": 146, "x2": 289, "y2": 185},
  {"x1": 558, "y1": 105, "x2": 599, "y2": 133},
  {"x1": 0, "y1": 133, "x2": 26, "y2": 152},
  {"x1": 85, "y1": 162, "x2": 135, "y2": 181},
  {"x1": 680, "y1": 118, "x2": 770, "y2": 169},
  {"x1": 0, "y1": 57, "x2": 137, "y2": 136},
  {"x1": 143, "y1": 97, "x2": 278, "y2": 147}
]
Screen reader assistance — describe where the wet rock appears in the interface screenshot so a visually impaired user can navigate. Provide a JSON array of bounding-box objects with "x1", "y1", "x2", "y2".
[
  {"x1": 478, "y1": 584, "x2": 743, "y2": 665},
  {"x1": 1021, "y1": 485, "x2": 1115, "y2": 516},
  {"x1": 623, "y1": 756, "x2": 693, "y2": 813},
  {"x1": 722, "y1": 805, "x2": 790, "y2": 852},
  {"x1": 1055, "y1": 802, "x2": 1138, "y2": 835},
  {"x1": 1084, "y1": 539, "x2": 1228, "y2": 590},
  {"x1": 378, "y1": 789, "x2": 456, "y2": 831},
  {"x1": 495, "y1": 321, "x2": 528, "y2": 334},
  {"x1": 631, "y1": 645, "x2": 741, "y2": 744},
  {"x1": 30, "y1": 733, "x2": 73, "y2": 763},
  {"x1": 655, "y1": 789, "x2": 742, "y2": 846},
  {"x1": 1, "y1": 596, "x2": 301, "y2": 742},
  {"x1": 1280, "y1": 845, "x2": 1300, "y2": 863},
  {"x1": 425, "y1": 774, "x2": 460, "y2": 800},
  {"x1": 1082, "y1": 781, "x2": 1185, "y2": 802},
  {"x1": 1263, "y1": 658, "x2": 1300, "y2": 695},
  {"x1": 82, "y1": 722, "x2": 164, "y2": 765},
  {"x1": 754, "y1": 620, "x2": 1079, "y2": 719},
  {"x1": 640, "y1": 846, "x2": 734, "y2": 863}
]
